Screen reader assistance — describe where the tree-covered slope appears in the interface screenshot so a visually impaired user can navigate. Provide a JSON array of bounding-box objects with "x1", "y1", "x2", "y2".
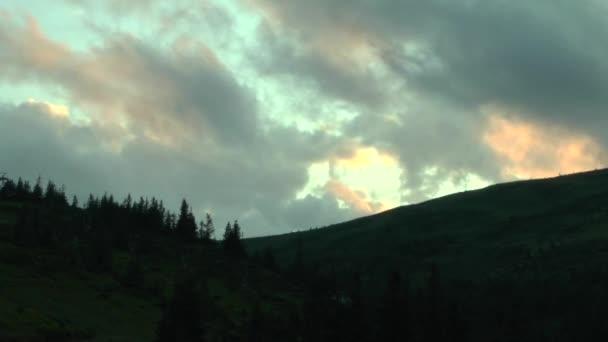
[
  {"x1": 247, "y1": 169, "x2": 608, "y2": 288},
  {"x1": 0, "y1": 184, "x2": 302, "y2": 341}
]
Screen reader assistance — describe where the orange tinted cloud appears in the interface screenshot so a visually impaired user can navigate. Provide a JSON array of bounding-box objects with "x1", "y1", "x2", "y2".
[
  {"x1": 334, "y1": 147, "x2": 397, "y2": 169},
  {"x1": 248, "y1": 0, "x2": 380, "y2": 71},
  {"x1": 0, "y1": 16, "x2": 71, "y2": 70},
  {"x1": 484, "y1": 113, "x2": 604, "y2": 179},
  {"x1": 325, "y1": 179, "x2": 386, "y2": 215},
  {"x1": 26, "y1": 98, "x2": 69, "y2": 118}
]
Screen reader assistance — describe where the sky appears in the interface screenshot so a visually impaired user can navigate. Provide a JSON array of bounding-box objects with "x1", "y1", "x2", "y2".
[{"x1": 1, "y1": 0, "x2": 607, "y2": 237}]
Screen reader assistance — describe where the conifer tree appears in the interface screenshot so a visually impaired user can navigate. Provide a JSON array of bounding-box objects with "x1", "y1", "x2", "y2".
[
  {"x1": 44, "y1": 180, "x2": 57, "y2": 201},
  {"x1": 247, "y1": 302, "x2": 264, "y2": 342},
  {"x1": 15, "y1": 178, "x2": 25, "y2": 199},
  {"x1": 176, "y1": 199, "x2": 197, "y2": 241},
  {"x1": 222, "y1": 221, "x2": 245, "y2": 256},
  {"x1": 222, "y1": 222, "x2": 232, "y2": 244},
  {"x1": 262, "y1": 247, "x2": 277, "y2": 271},
  {"x1": 123, "y1": 194, "x2": 133, "y2": 210},
  {"x1": 164, "y1": 212, "x2": 176, "y2": 231},
  {"x1": 380, "y1": 270, "x2": 410, "y2": 342},
  {"x1": 0, "y1": 178, "x2": 16, "y2": 199},
  {"x1": 32, "y1": 176, "x2": 43, "y2": 200},
  {"x1": 156, "y1": 276, "x2": 207, "y2": 342},
  {"x1": 22, "y1": 180, "x2": 31, "y2": 199},
  {"x1": 199, "y1": 213, "x2": 215, "y2": 242}
]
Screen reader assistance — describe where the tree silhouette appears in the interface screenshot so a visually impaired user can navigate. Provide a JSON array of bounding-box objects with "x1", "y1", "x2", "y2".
[
  {"x1": 380, "y1": 270, "x2": 410, "y2": 341},
  {"x1": 199, "y1": 213, "x2": 215, "y2": 242},
  {"x1": 222, "y1": 220, "x2": 245, "y2": 257},
  {"x1": 32, "y1": 176, "x2": 43, "y2": 201},
  {"x1": 0, "y1": 178, "x2": 16, "y2": 199},
  {"x1": 247, "y1": 302, "x2": 264, "y2": 342},
  {"x1": 176, "y1": 199, "x2": 198, "y2": 241},
  {"x1": 261, "y1": 247, "x2": 277, "y2": 271},
  {"x1": 156, "y1": 276, "x2": 207, "y2": 342}
]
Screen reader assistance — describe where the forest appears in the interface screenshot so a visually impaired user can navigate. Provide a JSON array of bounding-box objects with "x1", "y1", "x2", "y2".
[{"x1": 3, "y1": 172, "x2": 608, "y2": 341}]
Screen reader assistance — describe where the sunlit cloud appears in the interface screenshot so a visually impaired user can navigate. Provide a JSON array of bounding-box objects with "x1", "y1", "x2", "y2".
[
  {"x1": 484, "y1": 111, "x2": 605, "y2": 179},
  {"x1": 26, "y1": 98, "x2": 70, "y2": 119},
  {"x1": 4, "y1": 0, "x2": 608, "y2": 235},
  {"x1": 324, "y1": 179, "x2": 386, "y2": 215},
  {"x1": 334, "y1": 147, "x2": 398, "y2": 169}
]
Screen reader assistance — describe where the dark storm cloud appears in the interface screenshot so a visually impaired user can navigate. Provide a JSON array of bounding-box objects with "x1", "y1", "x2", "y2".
[
  {"x1": 252, "y1": 24, "x2": 387, "y2": 110},
  {"x1": 0, "y1": 16, "x2": 257, "y2": 147},
  {"x1": 0, "y1": 101, "x2": 359, "y2": 236},
  {"x1": 252, "y1": 0, "x2": 608, "y2": 200},
  {"x1": 0, "y1": 14, "x2": 364, "y2": 236},
  {"x1": 253, "y1": 0, "x2": 608, "y2": 125}
]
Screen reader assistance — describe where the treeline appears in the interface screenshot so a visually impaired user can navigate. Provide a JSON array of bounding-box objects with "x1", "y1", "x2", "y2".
[
  {"x1": 0, "y1": 176, "x2": 245, "y2": 267},
  {"x1": 5, "y1": 175, "x2": 608, "y2": 341}
]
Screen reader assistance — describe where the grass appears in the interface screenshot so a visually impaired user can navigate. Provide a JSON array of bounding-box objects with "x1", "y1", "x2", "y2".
[
  {"x1": 0, "y1": 206, "x2": 303, "y2": 341},
  {"x1": 0, "y1": 241, "x2": 161, "y2": 341}
]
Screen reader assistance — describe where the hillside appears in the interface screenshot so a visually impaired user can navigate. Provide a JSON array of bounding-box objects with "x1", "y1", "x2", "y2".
[
  {"x1": 5, "y1": 170, "x2": 608, "y2": 341},
  {"x1": 247, "y1": 169, "x2": 608, "y2": 288},
  {"x1": 0, "y1": 193, "x2": 302, "y2": 341}
]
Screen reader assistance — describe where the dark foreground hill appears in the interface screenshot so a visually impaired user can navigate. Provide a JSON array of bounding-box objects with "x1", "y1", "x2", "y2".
[
  {"x1": 0, "y1": 183, "x2": 302, "y2": 341},
  {"x1": 5, "y1": 170, "x2": 608, "y2": 341},
  {"x1": 246, "y1": 169, "x2": 608, "y2": 340},
  {"x1": 248, "y1": 169, "x2": 608, "y2": 285}
]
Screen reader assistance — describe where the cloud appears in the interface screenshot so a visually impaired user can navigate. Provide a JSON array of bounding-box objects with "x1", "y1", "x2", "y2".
[
  {"x1": 249, "y1": 0, "x2": 608, "y2": 201},
  {"x1": 25, "y1": 99, "x2": 70, "y2": 118},
  {"x1": 0, "y1": 11, "x2": 370, "y2": 236},
  {"x1": 4, "y1": 0, "x2": 608, "y2": 235},
  {"x1": 325, "y1": 179, "x2": 385, "y2": 215},
  {"x1": 483, "y1": 110, "x2": 605, "y2": 179},
  {"x1": 334, "y1": 147, "x2": 397, "y2": 170},
  {"x1": 0, "y1": 14, "x2": 258, "y2": 149},
  {"x1": 0, "y1": 100, "x2": 364, "y2": 236}
]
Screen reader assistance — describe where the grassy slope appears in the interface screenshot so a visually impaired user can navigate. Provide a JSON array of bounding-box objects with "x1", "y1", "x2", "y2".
[
  {"x1": 0, "y1": 243, "x2": 160, "y2": 341},
  {"x1": 246, "y1": 169, "x2": 608, "y2": 288},
  {"x1": 0, "y1": 202, "x2": 301, "y2": 341}
]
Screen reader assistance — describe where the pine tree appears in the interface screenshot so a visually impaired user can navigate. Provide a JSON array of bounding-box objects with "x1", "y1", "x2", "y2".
[
  {"x1": 262, "y1": 247, "x2": 277, "y2": 271},
  {"x1": 58, "y1": 185, "x2": 68, "y2": 206},
  {"x1": 22, "y1": 180, "x2": 31, "y2": 199},
  {"x1": 32, "y1": 176, "x2": 43, "y2": 201},
  {"x1": 247, "y1": 302, "x2": 264, "y2": 342},
  {"x1": 0, "y1": 179, "x2": 16, "y2": 199},
  {"x1": 222, "y1": 222, "x2": 232, "y2": 246},
  {"x1": 123, "y1": 194, "x2": 133, "y2": 210},
  {"x1": 86, "y1": 194, "x2": 98, "y2": 210},
  {"x1": 176, "y1": 199, "x2": 197, "y2": 241},
  {"x1": 424, "y1": 262, "x2": 442, "y2": 342},
  {"x1": 15, "y1": 178, "x2": 25, "y2": 200},
  {"x1": 71, "y1": 195, "x2": 79, "y2": 208},
  {"x1": 222, "y1": 220, "x2": 245, "y2": 256},
  {"x1": 123, "y1": 254, "x2": 144, "y2": 289},
  {"x1": 156, "y1": 276, "x2": 207, "y2": 341},
  {"x1": 12, "y1": 205, "x2": 29, "y2": 246},
  {"x1": 232, "y1": 220, "x2": 242, "y2": 240},
  {"x1": 164, "y1": 212, "x2": 176, "y2": 231},
  {"x1": 380, "y1": 270, "x2": 410, "y2": 342},
  {"x1": 199, "y1": 213, "x2": 215, "y2": 242},
  {"x1": 44, "y1": 180, "x2": 57, "y2": 202}
]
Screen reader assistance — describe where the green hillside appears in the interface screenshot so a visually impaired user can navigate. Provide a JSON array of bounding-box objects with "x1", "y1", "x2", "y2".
[
  {"x1": 0, "y1": 196, "x2": 302, "y2": 341},
  {"x1": 247, "y1": 169, "x2": 608, "y2": 288},
  {"x1": 5, "y1": 170, "x2": 608, "y2": 341}
]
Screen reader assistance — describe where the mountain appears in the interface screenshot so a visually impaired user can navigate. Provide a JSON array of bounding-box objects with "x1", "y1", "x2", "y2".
[
  {"x1": 0, "y1": 188, "x2": 302, "y2": 341},
  {"x1": 5, "y1": 169, "x2": 608, "y2": 341},
  {"x1": 246, "y1": 168, "x2": 608, "y2": 289}
]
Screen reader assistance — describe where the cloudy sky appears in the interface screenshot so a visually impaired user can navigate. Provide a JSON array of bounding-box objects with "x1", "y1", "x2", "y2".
[{"x1": 1, "y1": 0, "x2": 607, "y2": 236}]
